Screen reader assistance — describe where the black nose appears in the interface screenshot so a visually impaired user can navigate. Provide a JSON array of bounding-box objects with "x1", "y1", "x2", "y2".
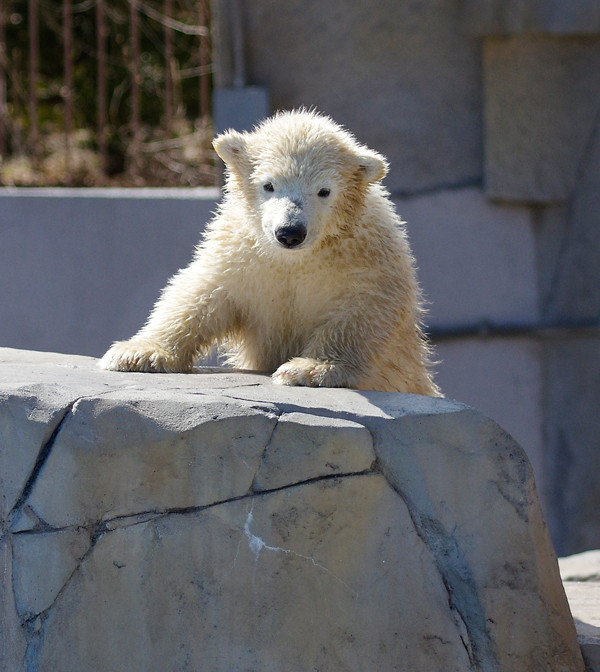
[{"x1": 275, "y1": 224, "x2": 307, "y2": 248}]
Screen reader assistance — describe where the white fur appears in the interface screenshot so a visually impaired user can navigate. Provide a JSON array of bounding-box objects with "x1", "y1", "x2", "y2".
[{"x1": 99, "y1": 110, "x2": 441, "y2": 396}]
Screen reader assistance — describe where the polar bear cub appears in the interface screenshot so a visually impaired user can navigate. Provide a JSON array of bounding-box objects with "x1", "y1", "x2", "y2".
[{"x1": 99, "y1": 110, "x2": 441, "y2": 396}]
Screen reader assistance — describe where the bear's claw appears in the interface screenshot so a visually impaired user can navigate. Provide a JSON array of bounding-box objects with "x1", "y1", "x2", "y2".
[
  {"x1": 272, "y1": 357, "x2": 333, "y2": 387},
  {"x1": 98, "y1": 339, "x2": 189, "y2": 373}
]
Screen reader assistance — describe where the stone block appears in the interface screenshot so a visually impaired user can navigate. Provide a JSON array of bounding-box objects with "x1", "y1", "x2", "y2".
[
  {"x1": 483, "y1": 35, "x2": 600, "y2": 203},
  {"x1": 398, "y1": 187, "x2": 539, "y2": 329},
  {"x1": 252, "y1": 412, "x2": 375, "y2": 492},
  {"x1": 25, "y1": 391, "x2": 277, "y2": 528},
  {"x1": 464, "y1": 0, "x2": 600, "y2": 35},
  {"x1": 561, "y1": 550, "x2": 600, "y2": 582},
  {"x1": 213, "y1": 0, "x2": 482, "y2": 195},
  {"x1": 32, "y1": 478, "x2": 476, "y2": 672},
  {"x1": 542, "y1": 338, "x2": 600, "y2": 556},
  {"x1": 539, "y1": 112, "x2": 600, "y2": 323},
  {"x1": 0, "y1": 348, "x2": 584, "y2": 671},
  {"x1": 0, "y1": 384, "x2": 75, "y2": 518},
  {"x1": 12, "y1": 527, "x2": 92, "y2": 622}
]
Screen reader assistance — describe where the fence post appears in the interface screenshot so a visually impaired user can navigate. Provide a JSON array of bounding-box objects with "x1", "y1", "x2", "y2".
[
  {"x1": 129, "y1": 0, "x2": 141, "y2": 176},
  {"x1": 0, "y1": 0, "x2": 6, "y2": 157},
  {"x1": 96, "y1": 0, "x2": 107, "y2": 175},
  {"x1": 63, "y1": 0, "x2": 73, "y2": 183},
  {"x1": 164, "y1": 0, "x2": 173, "y2": 132},
  {"x1": 199, "y1": 0, "x2": 210, "y2": 119},
  {"x1": 28, "y1": 0, "x2": 39, "y2": 159}
]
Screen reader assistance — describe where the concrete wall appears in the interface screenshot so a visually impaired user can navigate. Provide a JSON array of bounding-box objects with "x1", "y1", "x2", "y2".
[
  {"x1": 210, "y1": 0, "x2": 600, "y2": 556},
  {"x1": 0, "y1": 188, "x2": 218, "y2": 357},
  {"x1": 214, "y1": 0, "x2": 483, "y2": 197}
]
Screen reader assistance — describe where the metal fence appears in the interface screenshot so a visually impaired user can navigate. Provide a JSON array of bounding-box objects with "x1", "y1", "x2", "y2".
[{"x1": 0, "y1": 0, "x2": 214, "y2": 186}]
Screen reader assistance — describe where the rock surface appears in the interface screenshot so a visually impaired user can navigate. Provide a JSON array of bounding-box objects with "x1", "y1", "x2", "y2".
[
  {"x1": 561, "y1": 551, "x2": 600, "y2": 671},
  {"x1": 561, "y1": 551, "x2": 600, "y2": 583},
  {"x1": 0, "y1": 348, "x2": 584, "y2": 671},
  {"x1": 563, "y1": 582, "x2": 600, "y2": 672}
]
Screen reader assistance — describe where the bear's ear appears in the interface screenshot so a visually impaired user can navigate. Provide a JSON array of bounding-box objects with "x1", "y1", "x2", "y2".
[
  {"x1": 213, "y1": 130, "x2": 249, "y2": 171},
  {"x1": 355, "y1": 150, "x2": 388, "y2": 184}
]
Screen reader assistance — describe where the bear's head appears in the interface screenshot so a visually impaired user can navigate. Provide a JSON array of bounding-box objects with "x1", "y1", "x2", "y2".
[{"x1": 213, "y1": 109, "x2": 388, "y2": 253}]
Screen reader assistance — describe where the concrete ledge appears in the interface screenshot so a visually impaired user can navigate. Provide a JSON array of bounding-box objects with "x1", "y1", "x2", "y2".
[
  {"x1": 0, "y1": 187, "x2": 221, "y2": 199},
  {"x1": 0, "y1": 188, "x2": 219, "y2": 357},
  {"x1": 564, "y1": 582, "x2": 600, "y2": 671},
  {"x1": 0, "y1": 348, "x2": 584, "y2": 671},
  {"x1": 561, "y1": 551, "x2": 600, "y2": 671}
]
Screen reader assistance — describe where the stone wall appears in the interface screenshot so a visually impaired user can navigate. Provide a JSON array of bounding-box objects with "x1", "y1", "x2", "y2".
[
  {"x1": 214, "y1": 0, "x2": 482, "y2": 197},
  {"x1": 0, "y1": 348, "x2": 584, "y2": 671},
  {"x1": 472, "y1": 2, "x2": 600, "y2": 557}
]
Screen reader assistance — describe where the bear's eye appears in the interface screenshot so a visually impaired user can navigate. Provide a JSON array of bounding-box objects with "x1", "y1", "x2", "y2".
[
  {"x1": 318, "y1": 188, "x2": 331, "y2": 198},
  {"x1": 263, "y1": 182, "x2": 274, "y2": 193}
]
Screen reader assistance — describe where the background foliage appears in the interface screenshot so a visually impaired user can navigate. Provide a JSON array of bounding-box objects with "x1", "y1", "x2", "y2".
[{"x1": 0, "y1": 0, "x2": 215, "y2": 186}]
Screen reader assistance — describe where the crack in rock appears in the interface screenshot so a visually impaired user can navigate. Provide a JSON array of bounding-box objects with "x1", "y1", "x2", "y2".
[
  {"x1": 381, "y1": 477, "x2": 499, "y2": 672},
  {"x1": 8, "y1": 389, "x2": 122, "y2": 532},
  {"x1": 249, "y1": 414, "x2": 280, "y2": 493},
  {"x1": 8, "y1": 401, "x2": 75, "y2": 529},
  {"x1": 12, "y1": 468, "x2": 376, "y2": 544},
  {"x1": 12, "y1": 469, "x2": 372, "y2": 645},
  {"x1": 488, "y1": 478, "x2": 530, "y2": 523},
  {"x1": 242, "y1": 503, "x2": 358, "y2": 597},
  {"x1": 16, "y1": 522, "x2": 101, "y2": 627},
  {"x1": 17, "y1": 524, "x2": 100, "y2": 672}
]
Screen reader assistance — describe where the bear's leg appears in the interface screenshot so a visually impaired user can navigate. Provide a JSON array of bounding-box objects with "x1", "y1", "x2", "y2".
[
  {"x1": 99, "y1": 264, "x2": 234, "y2": 373},
  {"x1": 271, "y1": 314, "x2": 438, "y2": 394},
  {"x1": 271, "y1": 317, "x2": 366, "y2": 389},
  {"x1": 98, "y1": 336, "x2": 191, "y2": 373}
]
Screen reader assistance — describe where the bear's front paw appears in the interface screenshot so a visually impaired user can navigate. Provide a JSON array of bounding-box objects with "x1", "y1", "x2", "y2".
[
  {"x1": 98, "y1": 339, "x2": 190, "y2": 373},
  {"x1": 272, "y1": 357, "x2": 334, "y2": 387}
]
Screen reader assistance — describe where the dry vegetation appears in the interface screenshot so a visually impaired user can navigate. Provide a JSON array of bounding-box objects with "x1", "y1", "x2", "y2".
[
  {"x1": 0, "y1": 0, "x2": 215, "y2": 188},
  {"x1": 0, "y1": 119, "x2": 217, "y2": 188}
]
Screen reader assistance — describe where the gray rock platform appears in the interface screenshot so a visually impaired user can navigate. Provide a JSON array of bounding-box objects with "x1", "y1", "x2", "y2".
[
  {"x1": 0, "y1": 348, "x2": 585, "y2": 671},
  {"x1": 561, "y1": 551, "x2": 600, "y2": 671}
]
